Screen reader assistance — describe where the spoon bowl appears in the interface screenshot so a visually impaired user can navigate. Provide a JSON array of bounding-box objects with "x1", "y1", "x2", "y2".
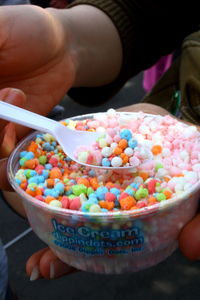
[{"x1": 0, "y1": 101, "x2": 134, "y2": 170}]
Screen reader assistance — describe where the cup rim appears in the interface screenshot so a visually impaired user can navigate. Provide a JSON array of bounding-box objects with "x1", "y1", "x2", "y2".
[{"x1": 7, "y1": 111, "x2": 200, "y2": 219}]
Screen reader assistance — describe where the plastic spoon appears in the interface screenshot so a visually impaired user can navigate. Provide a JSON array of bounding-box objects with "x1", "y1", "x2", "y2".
[{"x1": 0, "y1": 101, "x2": 134, "y2": 170}]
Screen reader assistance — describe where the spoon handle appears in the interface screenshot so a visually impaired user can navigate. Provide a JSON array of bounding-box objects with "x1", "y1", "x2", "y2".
[{"x1": 0, "y1": 101, "x2": 57, "y2": 134}]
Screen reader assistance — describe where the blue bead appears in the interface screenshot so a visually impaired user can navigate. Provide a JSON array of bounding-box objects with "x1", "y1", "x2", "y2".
[
  {"x1": 19, "y1": 151, "x2": 27, "y2": 158},
  {"x1": 128, "y1": 139, "x2": 138, "y2": 149},
  {"x1": 45, "y1": 164, "x2": 52, "y2": 170},
  {"x1": 101, "y1": 158, "x2": 111, "y2": 167},
  {"x1": 120, "y1": 129, "x2": 132, "y2": 141},
  {"x1": 88, "y1": 170, "x2": 96, "y2": 177},
  {"x1": 96, "y1": 187, "x2": 108, "y2": 200},
  {"x1": 25, "y1": 152, "x2": 34, "y2": 160},
  {"x1": 28, "y1": 177, "x2": 38, "y2": 184},
  {"x1": 54, "y1": 182, "x2": 65, "y2": 194},
  {"x1": 65, "y1": 189, "x2": 72, "y2": 196},
  {"x1": 43, "y1": 142, "x2": 51, "y2": 151},
  {"x1": 101, "y1": 208, "x2": 108, "y2": 212},
  {"x1": 38, "y1": 176, "x2": 45, "y2": 183},
  {"x1": 44, "y1": 189, "x2": 53, "y2": 196},
  {"x1": 110, "y1": 188, "x2": 120, "y2": 196},
  {"x1": 42, "y1": 170, "x2": 49, "y2": 179},
  {"x1": 125, "y1": 188, "x2": 134, "y2": 196},
  {"x1": 130, "y1": 182, "x2": 139, "y2": 189},
  {"x1": 15, "y1": 179, "x2": 21, "y2": 185}
]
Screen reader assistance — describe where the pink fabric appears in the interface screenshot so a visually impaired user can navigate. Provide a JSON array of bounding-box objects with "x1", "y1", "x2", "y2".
[{"x1": 143, "y1": 54, "x2": 173, "y2": 92}]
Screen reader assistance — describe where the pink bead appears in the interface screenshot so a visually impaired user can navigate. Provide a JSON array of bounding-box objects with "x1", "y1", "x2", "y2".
[
  {"x1": 35, "y1": 195, "x2": 45, "y2": 202},
  {"x1": 129, "y1": 156, "x2": 140, "y2": 167},
  {"x1": 113, "y1": 135, "x2": 121, "y2": 142},
  {"x1": 61, "y1": 196, "x2": 70, "y2": 209},
  {"x1": 108, "y1": 119, "x2": 118, "y2": 127},
  {"x1": 49, "y1": 157, "x2": 58, "y2": 167},
  {"x1": 118, "y1": 192, "x2": 130, "y2": 200},
  {"x1": 107, "y1": 128, "x2": 116, "y2": 137},
  {"x1": 105, "y1": 192, "x2": 116, "y2": 202},
  {"x1": 35, "y1": 165, "x2": 44, "y2": 174},
  {"x1": 147, "y1": 179, "x2": 157, "y2": 194},
  {"x1": 69, "y1": 197, "x2": 81, "y2": 210}
]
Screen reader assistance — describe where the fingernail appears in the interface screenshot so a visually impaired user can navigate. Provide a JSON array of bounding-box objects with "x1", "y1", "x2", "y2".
[
  {"x1": 30, "y1": 265, "x2": 40, "y2": 281},
  {"x1": 6, "y1": 89, "x2": 20, "y2": 103},
  {"x1": 50, "y1": 262, "x2": 55, "y2": 279}
]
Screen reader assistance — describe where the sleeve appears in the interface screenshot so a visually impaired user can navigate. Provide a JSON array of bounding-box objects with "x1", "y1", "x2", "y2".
[{"x1": 67, "y1": 0, "x2": 200, "y2": 105}]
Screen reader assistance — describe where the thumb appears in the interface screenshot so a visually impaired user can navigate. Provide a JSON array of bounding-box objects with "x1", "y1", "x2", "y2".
[{"x1": 179, "y1": 214, "x2": 200, "y2": 260}]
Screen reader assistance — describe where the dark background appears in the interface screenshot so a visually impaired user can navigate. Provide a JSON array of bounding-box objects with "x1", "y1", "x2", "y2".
[{"x1": 1, "y1": 73, "x2": 200, "y2": 300}]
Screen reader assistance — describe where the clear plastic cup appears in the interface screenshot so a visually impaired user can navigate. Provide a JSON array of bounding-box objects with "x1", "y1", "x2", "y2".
[{"x1": 7, "y1": 112, "x2": 200, "y2": 274}]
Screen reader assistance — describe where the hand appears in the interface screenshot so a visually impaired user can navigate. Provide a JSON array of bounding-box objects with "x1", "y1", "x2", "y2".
[
  {"x1": 26, "y1": 248, "x2": 77, "y2": 280},
  {"x1": 0, "y1": 4, "x2": 76, "y2": 141}
]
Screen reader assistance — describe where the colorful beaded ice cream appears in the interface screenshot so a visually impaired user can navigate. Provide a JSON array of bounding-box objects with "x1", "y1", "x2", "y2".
[{"x1": 14, "y1": 109, "x2": 200, "y2": 214}]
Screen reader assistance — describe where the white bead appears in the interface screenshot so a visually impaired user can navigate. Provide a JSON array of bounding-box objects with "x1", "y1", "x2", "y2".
[
  {"x1": 107, "y1": 108, "x2": 117, "y2": 116},
  {"x1": 124, "y1": 147, "x2": 134, "y2": 156},
  {"x1": 96, "y1": 126, "x2": 106, "y2": 132},
  {"x1": 162, "y1": 148, "x2": 171, "y2": 157},
  {"x1": 101, "y1": 147, "x2": 113, "y2": 157},
  {"x1": 111, "y1": 142, "x2": 118, "y2": 149},
  {"x1": 111, "y1": 157, "x2": 123, "y2": 167},
  {"x1": 133, "y1": 176, "x2": 144, "y2": 184},
  {"x1": 49, "y1": 200, "x2": 62, "y2": 208}
]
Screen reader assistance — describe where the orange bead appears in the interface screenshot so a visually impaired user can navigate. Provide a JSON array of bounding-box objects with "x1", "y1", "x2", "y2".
[
  {"x1": 151, "y1": 145, "x2": 162, "y2": 155},
  {"x1": 25, "y1": 188, "x2": 37, "y2": 197},
  {"x1": 49, "y1": 167, "x2": 62, "y2": 179},
  {"x1": 46, "y1": 178, "x2": 55, "y2": 188},
  {"x1": 99, "y1": 201, "x2": 114, "y2": 210},
  {"x1": 120, "y1": 196, "x2": 136, "y2": 210},
  {"x1": 175, "y1": 173, "x2": 184, "y2": 177},
  {"x1": 113, "y1": 147, "x2": 122, "y2": 155},
  {"x1": 105, "y1": 181, "x2": 115, "y2": 189},
  {"x1": 120, "y1": 153, "x2": 129, "y2": 164},
  {"x1": 45, "y1": 196, "x2": 55, "y2": 204},
  {"x1": 138, "y1": 172, "x2": 149, "y2": 181},
  {"x1": 118, "y1": 139, "x2": 128, "y2": 149},
  {"x1": 20, "y1": 180, "x2": 27, "y2": 190},
  {"x1": 130, "y1": 206, "x2": 139, "y2": 210},
  {"x1": 36, "y1": 188, "x2": 43, "y2": 196},
  {"x1": 27, "y1": 141, "x2": 38, "y2": 153},
  {"x1": 164, "y1": 176, "x2": 170, "y2": 182},
  {"x1": 77, "y1": 178, "x2": 90, "y2": 187},
  {"x1": 24, "y1": 159, "x2": 38, "y2": 169},
  {"x1": 163, "y1": 190, "x2": 172, "y2": 199},
  {"x1": 89, "y1": 177, "x2": 99, "y2": 190},
  {"x1": 147, "y1": 197, "x2": 157, "y2": 205}
]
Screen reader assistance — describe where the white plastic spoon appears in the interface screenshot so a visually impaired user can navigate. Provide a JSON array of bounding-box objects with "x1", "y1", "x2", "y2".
[{"x1": 0, "y1": 101, "x2": 134, "y2": 170}]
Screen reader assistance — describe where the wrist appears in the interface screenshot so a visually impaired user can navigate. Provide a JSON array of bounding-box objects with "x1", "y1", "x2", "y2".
[{"x1": 46, "y1": 5, "x2": 122, "y2": 87}]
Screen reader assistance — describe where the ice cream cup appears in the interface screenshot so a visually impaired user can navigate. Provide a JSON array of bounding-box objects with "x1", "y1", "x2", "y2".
[{"x1": 7, "y1": 112, "x2": 200, "y2": 274}]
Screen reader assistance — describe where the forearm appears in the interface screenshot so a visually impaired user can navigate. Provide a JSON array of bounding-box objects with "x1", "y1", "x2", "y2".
[{"x1": 47, "y1": 5, "x2": 123, "y2": 87}]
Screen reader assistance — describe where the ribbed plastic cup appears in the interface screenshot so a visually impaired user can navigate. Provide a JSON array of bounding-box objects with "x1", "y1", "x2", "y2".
[{"x1": 7, "y1": 113, "x2": 200, "y2": 274}]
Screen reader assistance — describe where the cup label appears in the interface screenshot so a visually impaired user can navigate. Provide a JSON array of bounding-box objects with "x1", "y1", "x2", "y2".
[{"x1": 51, "y1": 219, "x2": 144, "y2": 256}]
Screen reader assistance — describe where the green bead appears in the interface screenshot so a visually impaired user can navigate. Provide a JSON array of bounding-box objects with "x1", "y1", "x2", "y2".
[
  {"x1": 19, "y1": 157, "x2": 27, "y2": 166},
  {"x1": 28, "y1": 183, "x2": 37, "y2": 191},
  {"x1": 49, "y1": 200, "x2": 62, "y2": 208},
  {"x1": 98, "y1": 138, "x2": 107, "y2": 148},
  {"x1": 156, "y1": 193, "x2": 166, "y2": 202},
  {"x1": 63, "y1": 178, "x2": 70, "y2": 184},
  {"x1": 155, "y1": 163, "x2": 163, "y2": 171},
  {"x1": 135, "y1": 188, "x2": 148, "y2": 200},
  {"x1": 87, "y1": 187, "x2": 94, "y2": 196},
  {"x1": 72, "y1": 184, "x2": 87, "y2": 196},
  {"x1": 68, "y1": 194, "x2": 76, "y2": 199},
  {"x1": 39, "y1": 155, "x2": 47, "y2": 165},
  {"x1": 89, "y1": 204, "x2": 101, "y2": 213}
]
